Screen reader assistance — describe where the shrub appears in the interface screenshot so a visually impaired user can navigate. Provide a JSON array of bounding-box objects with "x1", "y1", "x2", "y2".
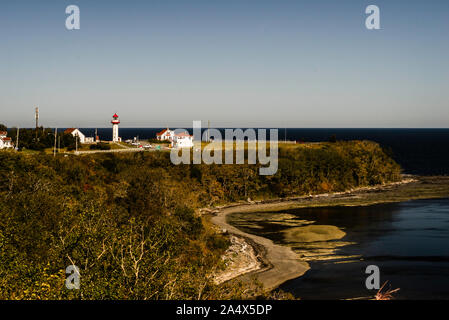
[{"x1": 90, "y1": 143, "x2": 111, "y2": 150}]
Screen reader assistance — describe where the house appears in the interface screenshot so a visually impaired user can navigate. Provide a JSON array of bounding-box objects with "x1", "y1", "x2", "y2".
[
  {"x1": 0, "y1": 131, "x2": 13, "y2": 149},
  {"x1": 156, "y1": 128, "x2": 174, "y2": 142},
  {"x1": 172, "y1": 132, "x2": 194, "y2": 148},
  {"x1": 64, "y1": 128, "x2": 86, "y2": 143}
]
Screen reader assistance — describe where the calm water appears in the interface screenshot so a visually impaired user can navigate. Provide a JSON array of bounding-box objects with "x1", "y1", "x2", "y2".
[
  {"x1": 228, "y1": 199, "x2": 449, "y2": 300},
  {"x1": 77, "y1": 128, "x2": 449, "y2": 175}
]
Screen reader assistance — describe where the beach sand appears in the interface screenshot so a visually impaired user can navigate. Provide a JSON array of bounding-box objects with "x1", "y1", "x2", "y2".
[{"x1": 208, "y1": 176, "x2": 449, "y2": 293}]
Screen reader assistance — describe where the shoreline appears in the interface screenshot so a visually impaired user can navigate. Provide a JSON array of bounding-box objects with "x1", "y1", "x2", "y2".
[
  {"x1": 211, "y1": 206, "x2": 310, "y2": 292},
  {"x1": 208, "y1": 176, "x2": 449, "y2": 293}
]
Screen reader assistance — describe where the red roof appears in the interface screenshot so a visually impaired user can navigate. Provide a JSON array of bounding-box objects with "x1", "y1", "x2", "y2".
[
  {"x1": 2, "y1": 137, "x2": 11, "y2": 141},
  {"x1": 64, "y1": 128, "x2": 76, "y2": 134},
  {"x1": 175, "y1": 132, "x2": 192, "y2": 138},
  {"x1": 112, "y1": 113, "x2": 119, "y2": 118},
  {"x1": 156, "y1": 128, "x2": 170, "y2": 136},
  {"x1": 0, "y1": 131, "x2": 7, "y2": 136}
]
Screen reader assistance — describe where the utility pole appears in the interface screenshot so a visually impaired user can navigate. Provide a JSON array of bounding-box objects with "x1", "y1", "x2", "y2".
[
  {"x1": 15, "y1": 127, "x2": 20, "y2": 151},
  {"x1": 53, "y1": 128, "x2": 58, "y2": 157},
  {"x1": 207, "y1": 120, "x2": 210, "y2": 142},
  {"x1": 35, "y1": 107, "x2": 39, "y2": 140},
  {"x1": 35, "y1": 107, "x2": 39, "y2": 129}
]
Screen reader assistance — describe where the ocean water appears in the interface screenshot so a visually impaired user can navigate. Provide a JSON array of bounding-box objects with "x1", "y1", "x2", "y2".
[
  {"x1": 228, "y1": 199, "x2": 449, "y2": 300},
  {"x1": 174, "y1": 128, "x2": 449, "y2": 299},
  {"x1": 79, "y1": 128, "x2": 449, "y2": 175}
]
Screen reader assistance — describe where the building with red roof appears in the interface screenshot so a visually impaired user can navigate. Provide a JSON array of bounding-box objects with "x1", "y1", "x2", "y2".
[
  {"x1": 64, "y1": 128, "x2": 86, "y2": 143},
  {"x1": 172, "y1": 131, "x2": 194, "y2": 148},
  {"x1": 0, "y1": 131, "x2": 13, "y2": 149},
  {"x1": 156, "y1": 128, "x2": 174, "y2": 142}
]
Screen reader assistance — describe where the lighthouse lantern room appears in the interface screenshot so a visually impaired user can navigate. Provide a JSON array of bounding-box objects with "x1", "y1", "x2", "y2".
[{"x1": 111, "y1": 113, "x2": 120, "y2": 142}]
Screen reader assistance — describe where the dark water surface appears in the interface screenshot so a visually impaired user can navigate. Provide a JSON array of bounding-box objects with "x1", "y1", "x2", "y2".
[{"x1": 228, "y1": 199, "x2": 449, "y2": 300}]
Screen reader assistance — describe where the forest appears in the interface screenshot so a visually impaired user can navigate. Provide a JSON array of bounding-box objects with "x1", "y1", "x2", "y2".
[{"x1": 0, "y1": 140, "x2": 401, "y2": 299}]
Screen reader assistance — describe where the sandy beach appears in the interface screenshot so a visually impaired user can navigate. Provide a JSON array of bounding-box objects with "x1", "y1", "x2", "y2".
[
  {"x1": 209, "y1": 176, "x2": 449, "y2": 293},
  {"x1": 211, "y1": 207, "x2": 310, "y2": 292}
]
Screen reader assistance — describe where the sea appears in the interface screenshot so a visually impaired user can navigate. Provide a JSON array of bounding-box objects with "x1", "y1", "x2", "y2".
[{"x1": 229, "y1": 199, "x2": 449, "y2": 300}]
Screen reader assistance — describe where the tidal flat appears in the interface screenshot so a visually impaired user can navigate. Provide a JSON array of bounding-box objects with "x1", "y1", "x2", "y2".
[{"x1": 219, "y1": 176, "x2": 449, "y2": 298}]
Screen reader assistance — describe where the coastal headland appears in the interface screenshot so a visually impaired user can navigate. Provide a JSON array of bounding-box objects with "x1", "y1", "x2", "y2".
[{"x1": 0, "y1": 140, "x2": 442, "y2": 299}]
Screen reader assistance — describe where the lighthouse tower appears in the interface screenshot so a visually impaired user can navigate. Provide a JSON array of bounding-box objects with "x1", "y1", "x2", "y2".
[{"x1": 111, "y1": 113, "x2": 120, "y2": 142}]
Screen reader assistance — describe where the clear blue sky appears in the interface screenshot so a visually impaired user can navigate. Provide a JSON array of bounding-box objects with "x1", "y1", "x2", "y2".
[{"x1": 1, "y1": 0, "x2": 448, "y2": 128}]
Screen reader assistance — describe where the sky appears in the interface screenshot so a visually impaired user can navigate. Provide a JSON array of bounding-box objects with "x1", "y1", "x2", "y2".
[{"x1": 0, "y1": 0, "x2": 448, "y2": 128}]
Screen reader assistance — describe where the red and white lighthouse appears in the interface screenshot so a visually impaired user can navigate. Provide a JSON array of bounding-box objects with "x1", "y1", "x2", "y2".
[{"x1": 111, "y1": 113, "x2": 120, "y2": 142}]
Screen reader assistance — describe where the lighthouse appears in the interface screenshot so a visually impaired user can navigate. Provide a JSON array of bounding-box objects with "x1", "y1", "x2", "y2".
[{"x1": 111, "y1": 113, "x2": 120, "y2": 142}]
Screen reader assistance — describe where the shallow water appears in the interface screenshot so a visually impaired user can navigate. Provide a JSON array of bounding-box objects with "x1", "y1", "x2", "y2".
[{"x1": 228, "y1": 198, "x2": 449, "y2": 300}]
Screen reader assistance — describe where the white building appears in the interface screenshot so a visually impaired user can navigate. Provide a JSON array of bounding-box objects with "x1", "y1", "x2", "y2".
[
  {"x1": 156, "y1": 128, "x2": 174, "y2": 142},
  {"x1": 111, "y1": 113, "x2": 121, "y2": 142},
  {"x1": 64, "y1": 128, "x2": 86, "y2": 143},
  {"x1": 172, "y1": 132, "x2": 194, "y2": 148},
  {"x1": 0, "y1": 131, "x2": 13, "y2": 149}
]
